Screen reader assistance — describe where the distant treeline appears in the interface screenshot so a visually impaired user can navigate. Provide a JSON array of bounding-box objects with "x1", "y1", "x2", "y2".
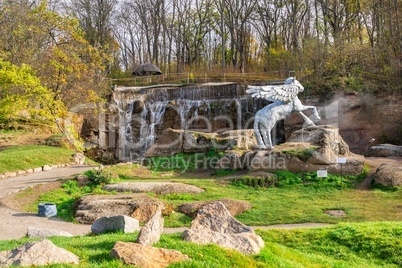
[
  {"x1": 0, "y1": 1, "x2": 401, "y2": 122},
  {"x1": 65, "y1": 0, "x2": 401, "y2": 91}
]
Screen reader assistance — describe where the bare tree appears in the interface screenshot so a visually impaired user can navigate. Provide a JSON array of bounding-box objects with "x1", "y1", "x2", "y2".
[
  {"x1": 189, "y1": 0, "x2": 215, "y2": 69},
  {"x1": 215, "y1": 0, "x2": 257, "y2": 72},
  {"x1": 255, "y1": 0, "x2": 283, "y2": 51},
  {"x1": 124, "y1": 0, "x2": 164, "y2": 66},
  {"x1": 64, "y1": 0, "x2": 118, "y2": 47}
]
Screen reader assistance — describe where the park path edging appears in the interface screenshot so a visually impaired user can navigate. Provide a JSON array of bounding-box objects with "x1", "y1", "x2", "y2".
[{"x1": 0, "y1": 163, "x2": 73, "y2": 180}]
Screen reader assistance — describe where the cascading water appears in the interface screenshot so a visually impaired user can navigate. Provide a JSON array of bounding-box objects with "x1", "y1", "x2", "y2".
[
  {"x1": 146, "y1": 101, "x2": 169, "y2": 149},
  {"x1": 112, "y1": 83, "x2": 279, "y2": 161},
  {"x1": 113, "y1": 93, "x2": 146, "y2": 160}
]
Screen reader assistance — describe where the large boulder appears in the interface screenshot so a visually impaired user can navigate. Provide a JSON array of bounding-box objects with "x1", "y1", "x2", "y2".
[
  {"x1": 145, "y1": 128, "x2": 184, "y2": 156},
  {"x1": 136, "y1": 210, "x2": 164, "y2": 246},
  {"x1": 182, "y1": 131, "x2": 218, "y2": 153},
  {"x1": 0, "y1": 239, "x2": 79, "y2": 266},
  {"x1": 91, "y1": 215, "x2": 140, "y2": 234},
  {"x1": 74, "y1": 194, "x2": 168, "y2": 224},
  {"x1": 102, "y1": 182, "x2": 204, "y2": 195},
  {"x1": 368, "y1": 144, "x2": 402, "y2": 157},
  {"x1": 286, "y1": 125, "x2": 350, "y2": 164},
  {"x1": 177, "y1": 198, "x2": 252, "y2": 218},
  {"x1": 374, "y1": 163, "x2": 402, "y2": 187},
  {"x1": 182, "y1": 201, "x2": 264, "y2": 254},
  {"x1": 220, "y1": 130, "x2": 257, "y2": 150},
  {"x1": 111, "y1": 241, "x2": 189, "y2": 268}
]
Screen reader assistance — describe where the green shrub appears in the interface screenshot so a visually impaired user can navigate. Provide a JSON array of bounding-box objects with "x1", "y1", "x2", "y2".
[
  {"x1": 62, "y1": 180, "x2": 81, "y2": 195},
  {"x1": 213, "y1": 169, "x2": 237, "y2": 176},
  {"x1": 163, "y1": 193, "x2": 194, "y2": 201},
  {"x1": 230, "y1": 175, "x2": 278, "y2": 188},
  {"x1": 83, "y1": 170, "x2": 115, "y2": 186},
  {"x1": 230, "y1": 170, "x2": 362, "y2": 189},
  {"x1": 282, "y1": 147, "x2": 317, "y2": 162}
]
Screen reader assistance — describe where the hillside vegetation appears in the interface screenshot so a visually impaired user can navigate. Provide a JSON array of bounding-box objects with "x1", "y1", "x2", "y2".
[{"x1": 1, "y1": 1, "x2": 401, "y2": 143}]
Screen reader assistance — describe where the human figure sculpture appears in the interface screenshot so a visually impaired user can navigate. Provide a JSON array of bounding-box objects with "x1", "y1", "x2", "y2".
[{"x1": 247, "y1": 77, "x2": 321, "y2": 149}]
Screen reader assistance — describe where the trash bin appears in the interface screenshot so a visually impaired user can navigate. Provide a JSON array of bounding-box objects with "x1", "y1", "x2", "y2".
[{"x1": 38, "y1": 203, "x2": 57, "y2": 217}]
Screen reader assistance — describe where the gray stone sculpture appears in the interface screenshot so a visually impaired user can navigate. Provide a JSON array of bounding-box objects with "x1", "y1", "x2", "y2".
[{"x1": 247, "y1": 77, "x2": 320, "y2": 149}]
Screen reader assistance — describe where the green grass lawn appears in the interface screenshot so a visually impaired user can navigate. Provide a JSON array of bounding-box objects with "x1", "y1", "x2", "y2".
[
  {"x1": 0, "y1": 145, "x2": 76, "y2": 173},
  {"x1": 25, "y1": 164, "x2": 402, "y2": 227},
  {"x1": 2, "y1": 160, "x2": 402, "y2": 267},
  {"x1": 0, "y1": 222, "x2": 400, "y2": 267},
  {"x1": 163, "y1": 178, "x2": 402, "y2": 227}
]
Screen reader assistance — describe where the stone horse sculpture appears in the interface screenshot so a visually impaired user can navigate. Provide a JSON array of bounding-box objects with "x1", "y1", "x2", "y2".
[{"x1": 247, "y1": 77, "x2": 320, "y2": 149}]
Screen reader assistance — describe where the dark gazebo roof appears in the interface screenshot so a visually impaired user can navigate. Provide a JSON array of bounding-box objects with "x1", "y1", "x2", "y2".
[{"x1": 132, "y1": 63, "x2": 162, "y2": 76}]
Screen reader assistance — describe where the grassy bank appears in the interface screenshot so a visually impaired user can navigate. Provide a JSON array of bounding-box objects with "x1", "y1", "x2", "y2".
[
  {"x1": 0, "y1": 222, "x2": 400, "y2": 267},
  {"x1": 0, "y1": 145, "x2": 75, "y2": 173}
]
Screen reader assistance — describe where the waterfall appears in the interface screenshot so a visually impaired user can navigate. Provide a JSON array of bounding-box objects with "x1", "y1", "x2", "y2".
[
  {"x1": 113, "y1": 94, "x2": 145, "y2": 160},
  {"x1": 146, "y1": 101, "x2": 169, "y2": 149},
  {"x1": 111, "y1": 83, "x2": 280, "y2": 161}
]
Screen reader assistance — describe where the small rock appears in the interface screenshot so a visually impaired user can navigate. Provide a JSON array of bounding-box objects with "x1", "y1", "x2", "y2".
[
  {"x1": 325, "y1": 210, "x2": 347, "y2": 217},
  {"x1": 73, "y1": 153, "x2": 86, "y2": 165},
  {"x1": 33, "y1": 167, "x2": 42, "y2": 173},
  {"x1": 111, "y1": 241, "x2": 189, "y2": 268},
  {"x1": 4, "y1": 172, "x2": 17, "y2": 178},
  {"x1": 0, "y1": 239, "x2": 79, "y2": 266},
  {"x1": 27, "y1": 227, "x2": 73, "y2": 238},
  {"x1": 0, "y1": 174, "x2": 5, "y2": 180},
  {"x1": 17, "y1": 170, "x2": 27, "y2": 175},
  {"x1": 75, "y1": 174, "x2": 90, "y2": 187},
  {"x1": 25, "y1": 169, "x2": 34, "y2": 173},
  {"x1": 42, "y1": 165, "x2": 53, "y2": 171},
  {"x1": 136, "y1": 210, "x2": 164, "y2": 246},
  {"x1": 91, "y1": 215, "x2": 140, "y2": 234}
]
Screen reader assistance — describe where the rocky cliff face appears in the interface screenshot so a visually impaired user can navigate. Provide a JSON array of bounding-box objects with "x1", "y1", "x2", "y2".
[{"x1": 285, "y1": 92, "x2": 402, "y2": 154}]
